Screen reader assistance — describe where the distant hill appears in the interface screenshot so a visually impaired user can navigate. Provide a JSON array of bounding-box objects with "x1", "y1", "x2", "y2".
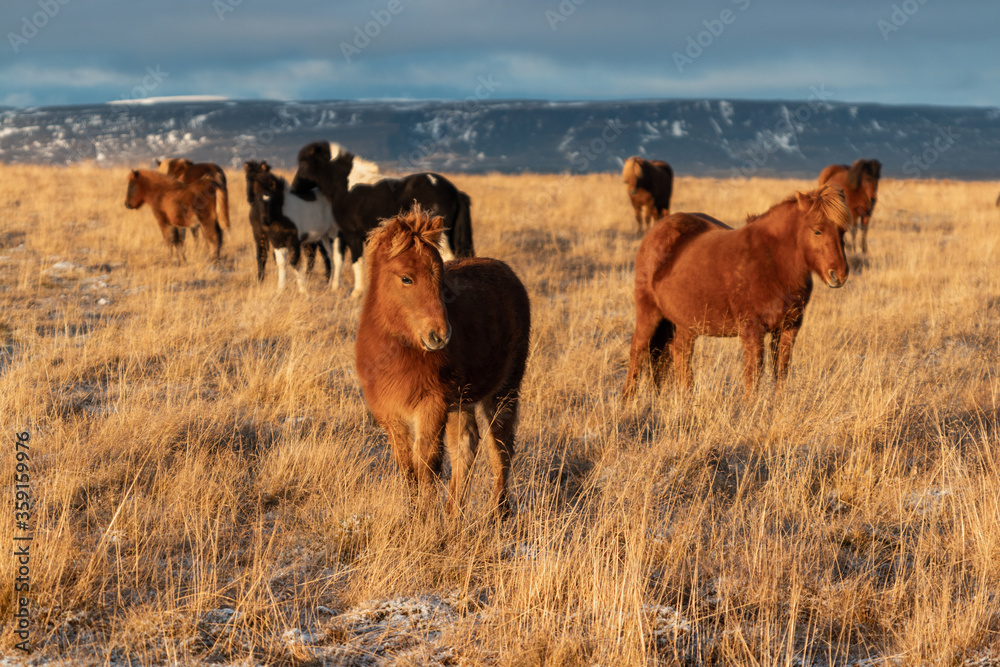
[{"x1": 1, "y1": 98, "x2": 998, "y2": 179}]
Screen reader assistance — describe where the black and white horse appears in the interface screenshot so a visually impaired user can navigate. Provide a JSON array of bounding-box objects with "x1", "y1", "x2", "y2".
[
  {"x1": 290, "y1": 141, "x2": 474, "y2": 297},
  {"x1": 248, "y1": 168, "x2": 339, "y2": 293}
]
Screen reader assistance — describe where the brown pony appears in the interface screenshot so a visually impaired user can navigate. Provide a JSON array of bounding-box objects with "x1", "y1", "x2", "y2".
[
  {"x1": 157, "y1": 157, "x2": 230, "y2": 231},
  {"x1": 125, "y1": 169, "x2": 223, "y2": 263},
  {"x1": 818, "y1": 159, "x2": 881, "y2": 254},
  {"x1": 623, "y1": 156, "x2": 674, "y2": 231},
  {"x1": 355, "y1": 208, "x2": 531, "y2": 518},
  {"x1": 622, "y1": 185, "x2": 850, "y2": 397}
]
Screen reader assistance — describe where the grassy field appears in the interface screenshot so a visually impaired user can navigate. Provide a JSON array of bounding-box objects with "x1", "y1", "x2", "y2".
[{"x1": 1, "y1": 163, "x2": 999, "y2": 666}]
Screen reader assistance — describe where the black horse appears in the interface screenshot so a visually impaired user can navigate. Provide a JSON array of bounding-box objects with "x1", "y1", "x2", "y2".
[{"x1": 290, "y1": 142, "x2": 474, "y2": 296}]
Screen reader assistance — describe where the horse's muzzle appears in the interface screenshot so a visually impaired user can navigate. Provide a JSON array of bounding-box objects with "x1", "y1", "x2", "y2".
[
  {"x1": 825, "y1": 269, "x2": 846, "y2": 288},
  {"x1": 422, "y1": 325, "x2": 452, "y2": 351}
]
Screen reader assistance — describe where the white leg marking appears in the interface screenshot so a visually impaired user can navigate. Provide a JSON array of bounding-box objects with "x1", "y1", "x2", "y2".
[
  {"x1": 350, "y1": 257, "x2": 365, "y2": 299},
  {"x1": 437, "y1": 233, "x2": 455, "y2": 262},
  {"x1": 274, "y1": 247, "x2": 288, "y2": 290},
  {"x1": 332, "y1": 237, "x2": 343, "y2": 290}
]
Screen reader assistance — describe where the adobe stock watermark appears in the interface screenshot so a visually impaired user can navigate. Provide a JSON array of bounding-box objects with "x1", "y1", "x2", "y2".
[
  {"x1": 397, "y1": 75, "x2": 502, "y2": 173},
  {"x1": 213, "y1": 0, "x2": 243, "y2": 21},
  {"x1": 877, "y1": 0, "x2": 929, "y2": 41},
  {"x1": 729, "y1": 85, "x2": 833, "y2": 179},
  {"x1": 519, "y1": 118, "x2": 624, "y2": 224},
  {"x1": 232, "y1": 103, "x2": 301, "y2": 162},
  {"x1": 341, "y1": 0, "x2": 411, "y2": 64},
  {"x1": 673, "y1": 0, "x2": 751, "y2": 73},
  {"x1": 545, "y1": 0, "x2": 585, "y2": 31},
  {"x1": 8, "y1": 0, "x2": 71, "y2": 54},
  {"x1": 67, "y1": 66, "x2": 170, "y2": 163}
]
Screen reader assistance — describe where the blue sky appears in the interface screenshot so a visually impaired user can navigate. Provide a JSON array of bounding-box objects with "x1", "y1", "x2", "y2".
[{"x1": 1, "y1": 0, "x2": 998, "y2": 108}]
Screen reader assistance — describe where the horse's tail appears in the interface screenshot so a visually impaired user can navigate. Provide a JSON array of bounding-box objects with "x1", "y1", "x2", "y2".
[
  {"x1": 215, "y1": 177, "x2": 231, "y2": 231},
  {"x1": 452, "y1": 190, "x2": 474, "y2": 258}
]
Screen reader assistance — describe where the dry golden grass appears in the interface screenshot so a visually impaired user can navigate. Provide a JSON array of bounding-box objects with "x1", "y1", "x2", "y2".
[{"x1": 1, "y1": 163, "x2": 999, "y2": 665}]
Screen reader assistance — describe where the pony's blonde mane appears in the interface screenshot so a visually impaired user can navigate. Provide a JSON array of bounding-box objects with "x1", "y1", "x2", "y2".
[
  {"x1": 747, "y1": 185, "x2": 850, "y2": 231},
  {"x1": 367, "y1": 206, "x2": 444, "y2": 260}
]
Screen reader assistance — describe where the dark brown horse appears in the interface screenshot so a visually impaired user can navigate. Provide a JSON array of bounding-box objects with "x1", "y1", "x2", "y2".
[
  {"x1": 818, "y1": 159, "x2": 881, "y2": 254},
  {"x1": 355, "y1": 208, "x2": 530, "y2": 518},
  {"x1": 622, "y1": 185, "x2": 850, "y2": 397},
  {"x1": 623, "y1": 156, "x2": 674, "y2": 231},
  {"x1": 125, "y1": 169, "x2": 223, "y2": 263},
  {"x1": 244, "y1": 160, "x2": 274, "y2": 281}
]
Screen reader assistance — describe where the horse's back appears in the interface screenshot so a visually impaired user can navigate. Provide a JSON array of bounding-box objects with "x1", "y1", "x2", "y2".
[
  {"x1": 638, "y1": 213, "x2": 729, "y2": 274},
  {"x1": 818, "y1": 164, "x2": 849, "y2": 185},
  {"x1": 443, "y1": 257, "x2": 531, "y2": 399},
  {"x1": 636, "y1": 213, "x2": 746, "y2": 329}
]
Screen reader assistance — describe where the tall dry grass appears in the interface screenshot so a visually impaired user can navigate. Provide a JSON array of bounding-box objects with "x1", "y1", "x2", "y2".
[{"x1": 1, "y1": 163, "x2": 999, "y2": 665}]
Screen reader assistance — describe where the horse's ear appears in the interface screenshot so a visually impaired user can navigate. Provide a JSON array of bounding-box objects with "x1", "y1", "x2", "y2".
[
  {"x1": 261, "y1": 161, "x2": 270, "y2": 172},
  {"x1": 795, "y1": 190, "x2": 812, "y2": 212},
  {"x1": 131, "y1": 169, "x2": 139, "y2": 177},
  {"x1": 155, "y1": 159, "x2": 161, "y2": 166}
]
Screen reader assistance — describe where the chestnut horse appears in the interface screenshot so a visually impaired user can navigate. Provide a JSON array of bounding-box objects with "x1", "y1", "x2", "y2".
[
  {"x1": 125, "y1": 169, "x2": 223, "y2": 263},
  {"x1": 818, "y1": 159, "x2": 881, "y2": 254},
  {"x1": 156, "y1": 157, "x2": 230, "y2": 232},
  {"x1": 622, "y1": 185, "x2": 850, "y2": 397},
  {"x1": 355, "y1": 208, "x2": 530, "y2": 518},
  {"x1": 623, "y1": 156, "x2": 674, "y2": 231}
]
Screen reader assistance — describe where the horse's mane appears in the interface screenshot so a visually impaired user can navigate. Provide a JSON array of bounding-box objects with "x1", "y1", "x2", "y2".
[
  {"x1": 846, "y1": 159, "x2": 882, "y2": 189},
  {"x1": 746, "y1": 185, "x2": 850, "y2": 231},
  {"x1": 367, "y1": 206, "x2": 444, "y2": 260}
]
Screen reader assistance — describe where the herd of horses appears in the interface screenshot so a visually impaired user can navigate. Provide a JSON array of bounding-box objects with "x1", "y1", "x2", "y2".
[{"x1": 123, "y1": 146, "x2": 885, "y2": 518}]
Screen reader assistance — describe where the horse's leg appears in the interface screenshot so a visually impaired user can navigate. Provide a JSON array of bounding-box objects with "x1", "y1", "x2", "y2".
[
  {"x1": 273, "y1": 246, "x2": 289, "y2": 290},
  {"x1": 412, "y1": 403, "x2": 447, "y2": 515},
  {"x1": 302, "y1": 243, "x2": 317, "y2": 276},
  {"x1": 649, "y1": 319, "x2": 675, "y2": 390},
  {"x1": 332, "y1": 236, "x2": 344, "y2": 290},
  {"x1": 478, "y1": 394, "x2": 518, "y2": 519},
  {"x1": 860, "y1": 216, "x2": 870, "y2": 254},
  {"x1": 350, "y1": 256, "x2": 365, "y2": 299},
  {"x1": 437, "y1": 233, "x2": 456, "y2": 263},
  {"x1": 623, "y1": 297, "x2": 664, "y2": 399},
  {"x1": 739, "y1": 327, "x2": 766, "y2": 392},
  {"x1": 384, "y1": 422, "x2": 417, "y2": 495},
  {"x1": 289, "y1": 240, "x2": 306, "y2": 294},
  {"x1": 772, "y1": 325, "x2": 801, "y2": 388},
  {"x1": 670, "y1": 329, "x2": 696, "y2": 391},
  {"x1": 632, "y1": 202, "x2": 643, "y2": 232},
  {"x1": 318, "y1": 237, "x2": 337, "y2": 291},
  {"x1": 444, "y1": 404, "x2": 480, "y2": 516},
  {"x1": 202, "y1": 221, "x2": 221, "y2": 263},
  {"x1": 154, "y1": 211, "x2": 182, "y2": 264},
  {"x1": 254, "y1": 225, "x2": 269, "y2": 281},
  {"x1": 173, "y1": 228, "x2": 188, "y2": 265}
]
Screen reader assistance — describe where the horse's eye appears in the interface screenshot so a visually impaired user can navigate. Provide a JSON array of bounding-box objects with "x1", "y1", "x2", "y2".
[
  {"x1": 813, "y1": 229, "x2": 822, "y2": 236},
  {"x1": 400, "y1": 275, "x2": 413, "y2": 285}
]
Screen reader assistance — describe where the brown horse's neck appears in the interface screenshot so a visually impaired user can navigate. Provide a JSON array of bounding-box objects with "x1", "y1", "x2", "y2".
[
  {"x1": 136, "y1": 172, "x2": 169, "y2": 206},
  {"x1": 746, "y1": 201, "x2": 811, "y2": 285}
]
